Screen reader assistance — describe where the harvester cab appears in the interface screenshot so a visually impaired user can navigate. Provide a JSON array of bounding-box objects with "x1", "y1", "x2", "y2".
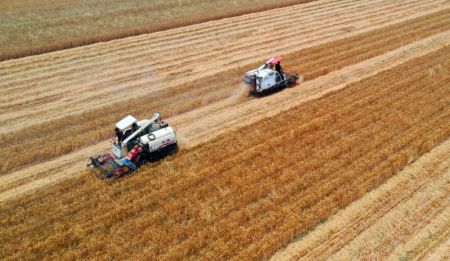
[
  {"x1": 88, "y1": 113, "x2": 177, "y2": 179},
  {"x1": 242, "y1": 56, "x2": 301, "y2": 94}
]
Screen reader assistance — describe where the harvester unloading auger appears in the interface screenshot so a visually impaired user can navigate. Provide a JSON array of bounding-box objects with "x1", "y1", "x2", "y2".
[
  {"x1": 242, "y1": 56, "x2": 302, "y2": 94},
  {"x1": 88, "y1": 113, "x2": 177, "y2": 179}
]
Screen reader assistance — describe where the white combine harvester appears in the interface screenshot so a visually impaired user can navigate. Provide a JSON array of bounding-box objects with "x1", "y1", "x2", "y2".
[
  {"x1": 242, "y1": 56, "x2": 301, "y2": 94},
  {"x1": 88, "y1": 112, "x2": 177, "y2": 179}
]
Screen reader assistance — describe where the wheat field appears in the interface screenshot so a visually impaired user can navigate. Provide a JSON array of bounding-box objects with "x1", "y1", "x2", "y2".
[{"x1": 1, "y1": 0, "x2": 449, "y2": 259}]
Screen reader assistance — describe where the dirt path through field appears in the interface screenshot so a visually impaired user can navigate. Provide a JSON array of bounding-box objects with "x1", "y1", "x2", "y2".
[
  {"x1": 271, "y1": 138, "x2": 450, "y2": 261},
  {"x1": 0, "y1": 31, "x2": 448, "y2": 204},
  {"x1": 1, "y1": 0, "x2": 448, "y2": 133}
]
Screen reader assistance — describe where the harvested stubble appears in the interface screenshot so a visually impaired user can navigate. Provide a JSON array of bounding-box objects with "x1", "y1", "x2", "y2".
[
  {"x1": 0, "y1": 0, "x2": 315, "y2": 61},
  {"x1": 271, "y1": 138, "x2": 450, "y2": 260},
  {"x1": 0, "y1": 46, "x2": 449, "y2": 260},
  {"x1": 1, "y1": 9, "x2": 449, "y2": 174}
]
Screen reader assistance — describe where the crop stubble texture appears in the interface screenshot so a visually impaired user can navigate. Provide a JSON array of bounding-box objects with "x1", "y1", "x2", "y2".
[
  {"x1": 0, "y1": 46, "x2": 449, "y2": 260},
  {"x1": 1, "y1": 9, "x2": 449, "y2": 174},
  {"x1": 272, "y1": 139, "x2": 450, "y2": 260}
]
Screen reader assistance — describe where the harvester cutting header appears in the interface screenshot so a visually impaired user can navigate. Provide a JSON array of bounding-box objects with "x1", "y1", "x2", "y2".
[
  {"x1": 242, "y1": 56, "x2": 301, "y2": 94},
  {"x1": 88, "y1": 113, "x2": 177, "y2": 179}
]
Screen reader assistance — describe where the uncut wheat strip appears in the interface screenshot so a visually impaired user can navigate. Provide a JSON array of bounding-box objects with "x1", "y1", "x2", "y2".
[
  {"x1": 0, "y1": 0, "x2": 375, "y2": 71},
  {"x1": 171, "y1": 22, "x2": 450, "y2": 131},
  {"x1": 271, "y1": 139, "x2": 450, "y2": 260},
  {"x1": 0, "y1": 31, "x2": 447, "y2": 203},
  {"x1": 329, "y1": 176, "x2": 449, "y2": 260},
  {"x1": 387, "y1": 206, "x2": 450, "y2": 261},
  {"x1": 171, "y1": 16, "x2": 450, "y2": 124},
  {"x1": 1, "y1": 7, "x2": 447, "y2": 136}
]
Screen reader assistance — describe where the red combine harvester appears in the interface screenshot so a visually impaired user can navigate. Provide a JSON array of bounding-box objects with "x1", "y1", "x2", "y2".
[{"x1": 88, "y1": 113, "x2": 177, "y2": 179}]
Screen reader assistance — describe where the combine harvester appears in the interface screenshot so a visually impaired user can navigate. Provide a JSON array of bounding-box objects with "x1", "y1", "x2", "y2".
[
  {"x1": 242, "y1": 56, "x2": 301, "y2": 94},
  {"x1": 88, "y1": 113, "x2": 177, "y2": 179}
]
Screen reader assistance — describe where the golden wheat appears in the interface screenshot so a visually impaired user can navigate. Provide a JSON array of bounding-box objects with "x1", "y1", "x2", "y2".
[{"x1": 0, "y1": 46, "x2": 448, "y2": 259}]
